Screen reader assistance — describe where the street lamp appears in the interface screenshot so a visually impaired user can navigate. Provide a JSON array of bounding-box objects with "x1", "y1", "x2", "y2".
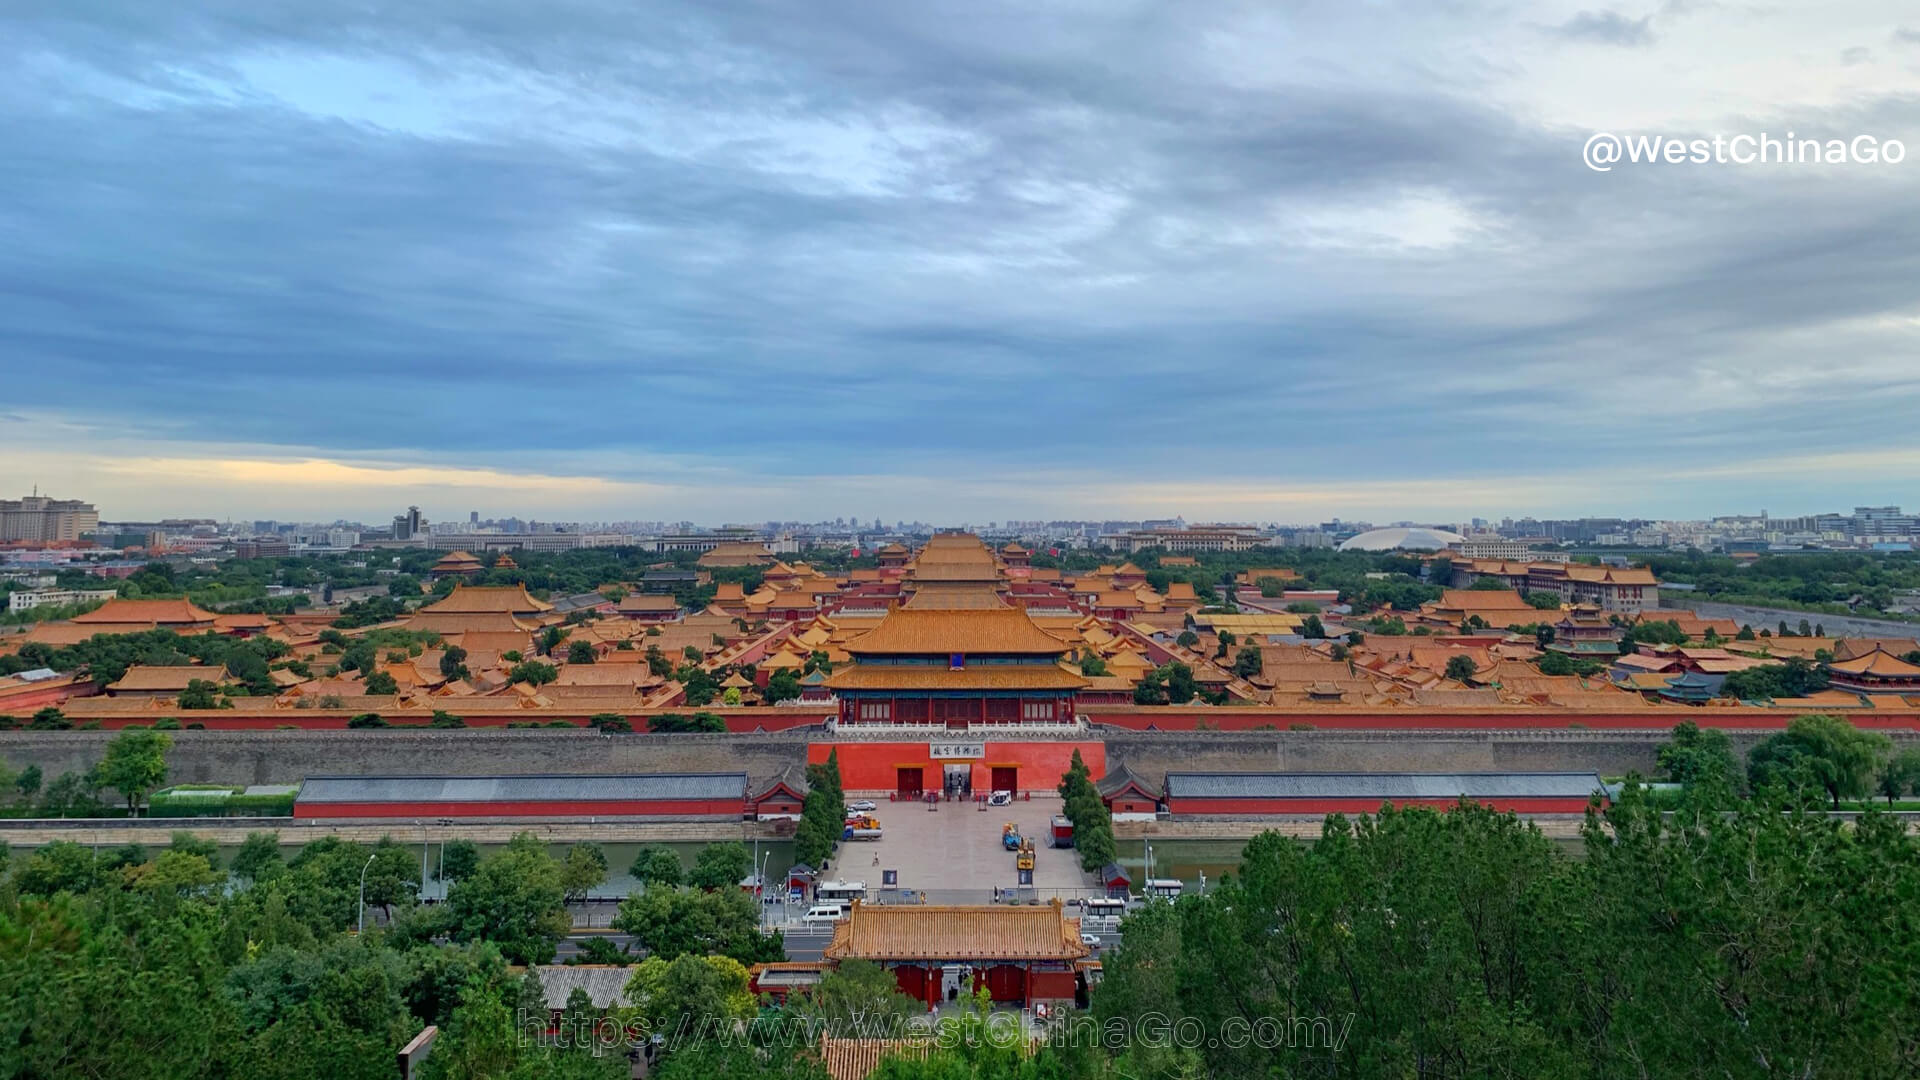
[{"x1": 357, "y1": 853, "x2": 377, "y2": 935}]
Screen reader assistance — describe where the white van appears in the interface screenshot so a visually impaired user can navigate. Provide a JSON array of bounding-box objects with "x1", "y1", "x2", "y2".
[{"x1": 801, "y1": 903, "x2": 847, "y2": 924}]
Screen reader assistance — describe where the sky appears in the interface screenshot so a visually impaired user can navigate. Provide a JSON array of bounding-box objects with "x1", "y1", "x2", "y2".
[{"x1": 4, "y1": 1, "x2": 1920, "y2": 525}]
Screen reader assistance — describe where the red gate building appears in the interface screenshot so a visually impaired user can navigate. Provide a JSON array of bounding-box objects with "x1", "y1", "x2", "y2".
[{"x1": 822, "y1": 900, "x2": 1089, "y2": 1009}]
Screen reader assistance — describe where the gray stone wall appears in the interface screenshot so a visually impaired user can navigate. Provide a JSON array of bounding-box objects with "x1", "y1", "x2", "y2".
[
  {"x1": 8, "y1": 726, "x2": 1909, "y2": 792},
  {"x1": 0, "y1": 729, "x2": 813, "y2": 786}
]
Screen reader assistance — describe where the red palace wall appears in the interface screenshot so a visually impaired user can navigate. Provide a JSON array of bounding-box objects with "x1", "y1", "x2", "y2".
[
  {"x1": 0, "y1": 681, "x2": 96, "y2": 713},
  {"x1": 293, "y1": 797, "x2": 745, "y2": 819},
  {"x1": 808, "y1": 741, "x2": 1106, "y2": 793},
  {"x1": 1167, "y1": 795, "x2": 1601, "y2": 815},
  {"x1": 1084, "y1": 708, "x2": 1920, "y2": 732},
  {"x1": 1028, "y1": 969, "x2": 1077, "y2": 1001},
  {"x1": 64, "y1": 708, "x2": 832, "y2": 733}
]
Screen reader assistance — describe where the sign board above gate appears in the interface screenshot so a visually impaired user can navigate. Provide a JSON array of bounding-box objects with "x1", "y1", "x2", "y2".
[{"x1": 929, "y1": 741, "x2": 985, "y2": 759}]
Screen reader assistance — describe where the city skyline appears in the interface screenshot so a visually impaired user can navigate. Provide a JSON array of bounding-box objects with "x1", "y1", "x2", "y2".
[
  {"x1": 6, "y1": 2, "x2": 1920, "y2": 520},
  {"x1": 14, "y1": 480, "x2": 1920, "y2": 537}
]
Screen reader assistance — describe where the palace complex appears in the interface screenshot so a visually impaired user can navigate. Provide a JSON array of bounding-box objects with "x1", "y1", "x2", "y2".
[{"x1": 10, "y1": 535, "x2": 1920, "y2": 749}]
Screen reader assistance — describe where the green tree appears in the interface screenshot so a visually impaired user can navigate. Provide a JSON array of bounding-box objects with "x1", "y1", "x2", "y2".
[
  {"x1": 1747, "y1": 713, "x2": 1891, "y2": 807},
  {"x1": 559, "y1": 842, "x2": 609, "y2": 904},
  {"x1": 443, "y1": 832, "x2": 572, "y2": 964},
  {"x1": 1657, "y1": 720, "x2": 1740, "y2": 797},
  {"x1": 37, "y1": 770, "x2": 103, "y2": 816},
  {"x1": 566, "y1": 640, "x2": 597, "y2": 665},
  {"x1": 1232, "y1": 644, "x2": 1263, "y2": 678},
  {"x1": 622, "y1": 954, "x2": 756, "y2": 1041},
  {"x1": 13, "y1": 839, "x2": 105, "y2": 895},
  {"x1": 14, "y1": 763, "x2": 42, "y2": 801},
  {"x1": 231, "y1": 831, "x2": 286, "y2": 883},
  {"x1": 362, "y1": 670, "x2": 401, "y2": 695},
  {"x1": 177, "y1": 678, "x2": 222, "y2": 709},
  {"x1": 508, "y1": 660, "x2": 558, "y2": 686},
  {"x1": 629, "y1": 847, "x2": 684, "y2": 888},
  {"x1": 688, "y1": 841, "x2": 752, "y2": 891},
  {"x1": 649, "y1": 711, "x2": 725, "y2": 733},
  {"x1": 439, "y1": 644, "x2": 470, "y2": 681},
  {"x1": 790, "y1": 958, "x2": 921, "y2": 1037},
  {"x1": 438, "y1": 838, "x2": 480, "y2": 883},
  {"x1": 1720, "y1": 657, "x2": 1829, "y2": 700},
  {"x1": 590, "y1": 713, "x2": 633, "y2": 732},
  {"x1": 765, "y1": 669, "x2": 802, "y2": 702},
  {"x1": 612, "y1": 886, "x2": 782, "y2": 965},
  {"x1": 1444, "y1": 654, "x2": 1479, "y2": 683},
  {"x1": 96, "y1": 727, "x2": 171, "y2": 814},
  {"x1": 1875, "y1": 746, "x2": 1920, "y2": 806}
]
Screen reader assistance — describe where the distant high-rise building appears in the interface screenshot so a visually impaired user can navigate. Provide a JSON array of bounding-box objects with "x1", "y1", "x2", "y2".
[
  {"x1": 0, "y1": 494, "x2": 99, "y2": 542},
  {"x1": 391, "y1": 505, "x2": 427, "y2": 541},
  {"x1": 470, "y1": 510, "x2": 479, "y2": 525}
]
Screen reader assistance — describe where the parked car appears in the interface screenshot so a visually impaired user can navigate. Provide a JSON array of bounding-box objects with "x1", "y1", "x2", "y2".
[
  {"x1": 988, "y1": 790, "x2": 1013, "y2": 806},
  {"x1": 1080, "y1": 933, "x2": 1101, "y2": 948},
  {"x1": 802, "y1": 904, "x2": 847, "y2": 924},
  {"x1": 849, "y1": 799, "x2": 877, "y2": 812}
]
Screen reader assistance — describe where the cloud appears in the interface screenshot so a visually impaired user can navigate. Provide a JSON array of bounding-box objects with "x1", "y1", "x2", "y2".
[
  {"x1": 1551, "y1": 10, "x2": 1658, "y2": 47},
  {"x1": 2, "y1": 2, "x2": 1919, "y2": 523}
]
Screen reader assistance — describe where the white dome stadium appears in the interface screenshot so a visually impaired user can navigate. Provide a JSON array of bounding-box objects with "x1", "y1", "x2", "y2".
[{"x1": 1337, "y1": 527, "x2": 1466, "y2": 552}]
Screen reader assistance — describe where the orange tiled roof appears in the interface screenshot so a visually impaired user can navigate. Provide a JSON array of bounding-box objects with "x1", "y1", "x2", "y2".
[
  {"x1": 551, "y1": 665, "x2": 659, "y2": 687},
  {"x1": 106, "y1": 665, "x2": 227, "y2": 692},
  {"x1": 844, "y1": 608, "x2": 1069, "y2": 656},
  {"x1": 819, "y1": 1037, "x2": 934, "y2": 1080},
  {"x1": 73, "y1": 599, "x2": 217, "y2": 625},
  {"x1": 1828, "y1": 647, "x2": 1920, "y2": 677},
  {"x1": 407, "y1": 613, "x2": 537, "y2": 636},
  {"x1": 420, "y1": 584, "x2": 553, "y2": 615},
  {"x1": 1436, "y1": 589, "x2": 1535, "y2": 612},
  {"x1": 824, "y1": 665, "x2": 1089, "y2": 691},
  {"x1": 823, "y1": 901, "x2": 1088, "y2": 961},
  {"x1": 23, "y1": 622, "x2": 158, "y2": 645},
  {"x1": 617, "y1": 594, "x2": 679, "y2": 613},
  {"x1": 903, "y1": 584, "x2": 1007, "y2": 610},
  {"x1": 1835, "y1": 638, "x2": 1920, "y2": 661},
  {"x1": 698, "y1": 542, "x2": 775, "y2": 567}
]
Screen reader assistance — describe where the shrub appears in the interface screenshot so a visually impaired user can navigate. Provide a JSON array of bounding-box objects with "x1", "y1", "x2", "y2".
[{"x1": 347, "y1": 713, "x2": 388, "y2": 729}]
